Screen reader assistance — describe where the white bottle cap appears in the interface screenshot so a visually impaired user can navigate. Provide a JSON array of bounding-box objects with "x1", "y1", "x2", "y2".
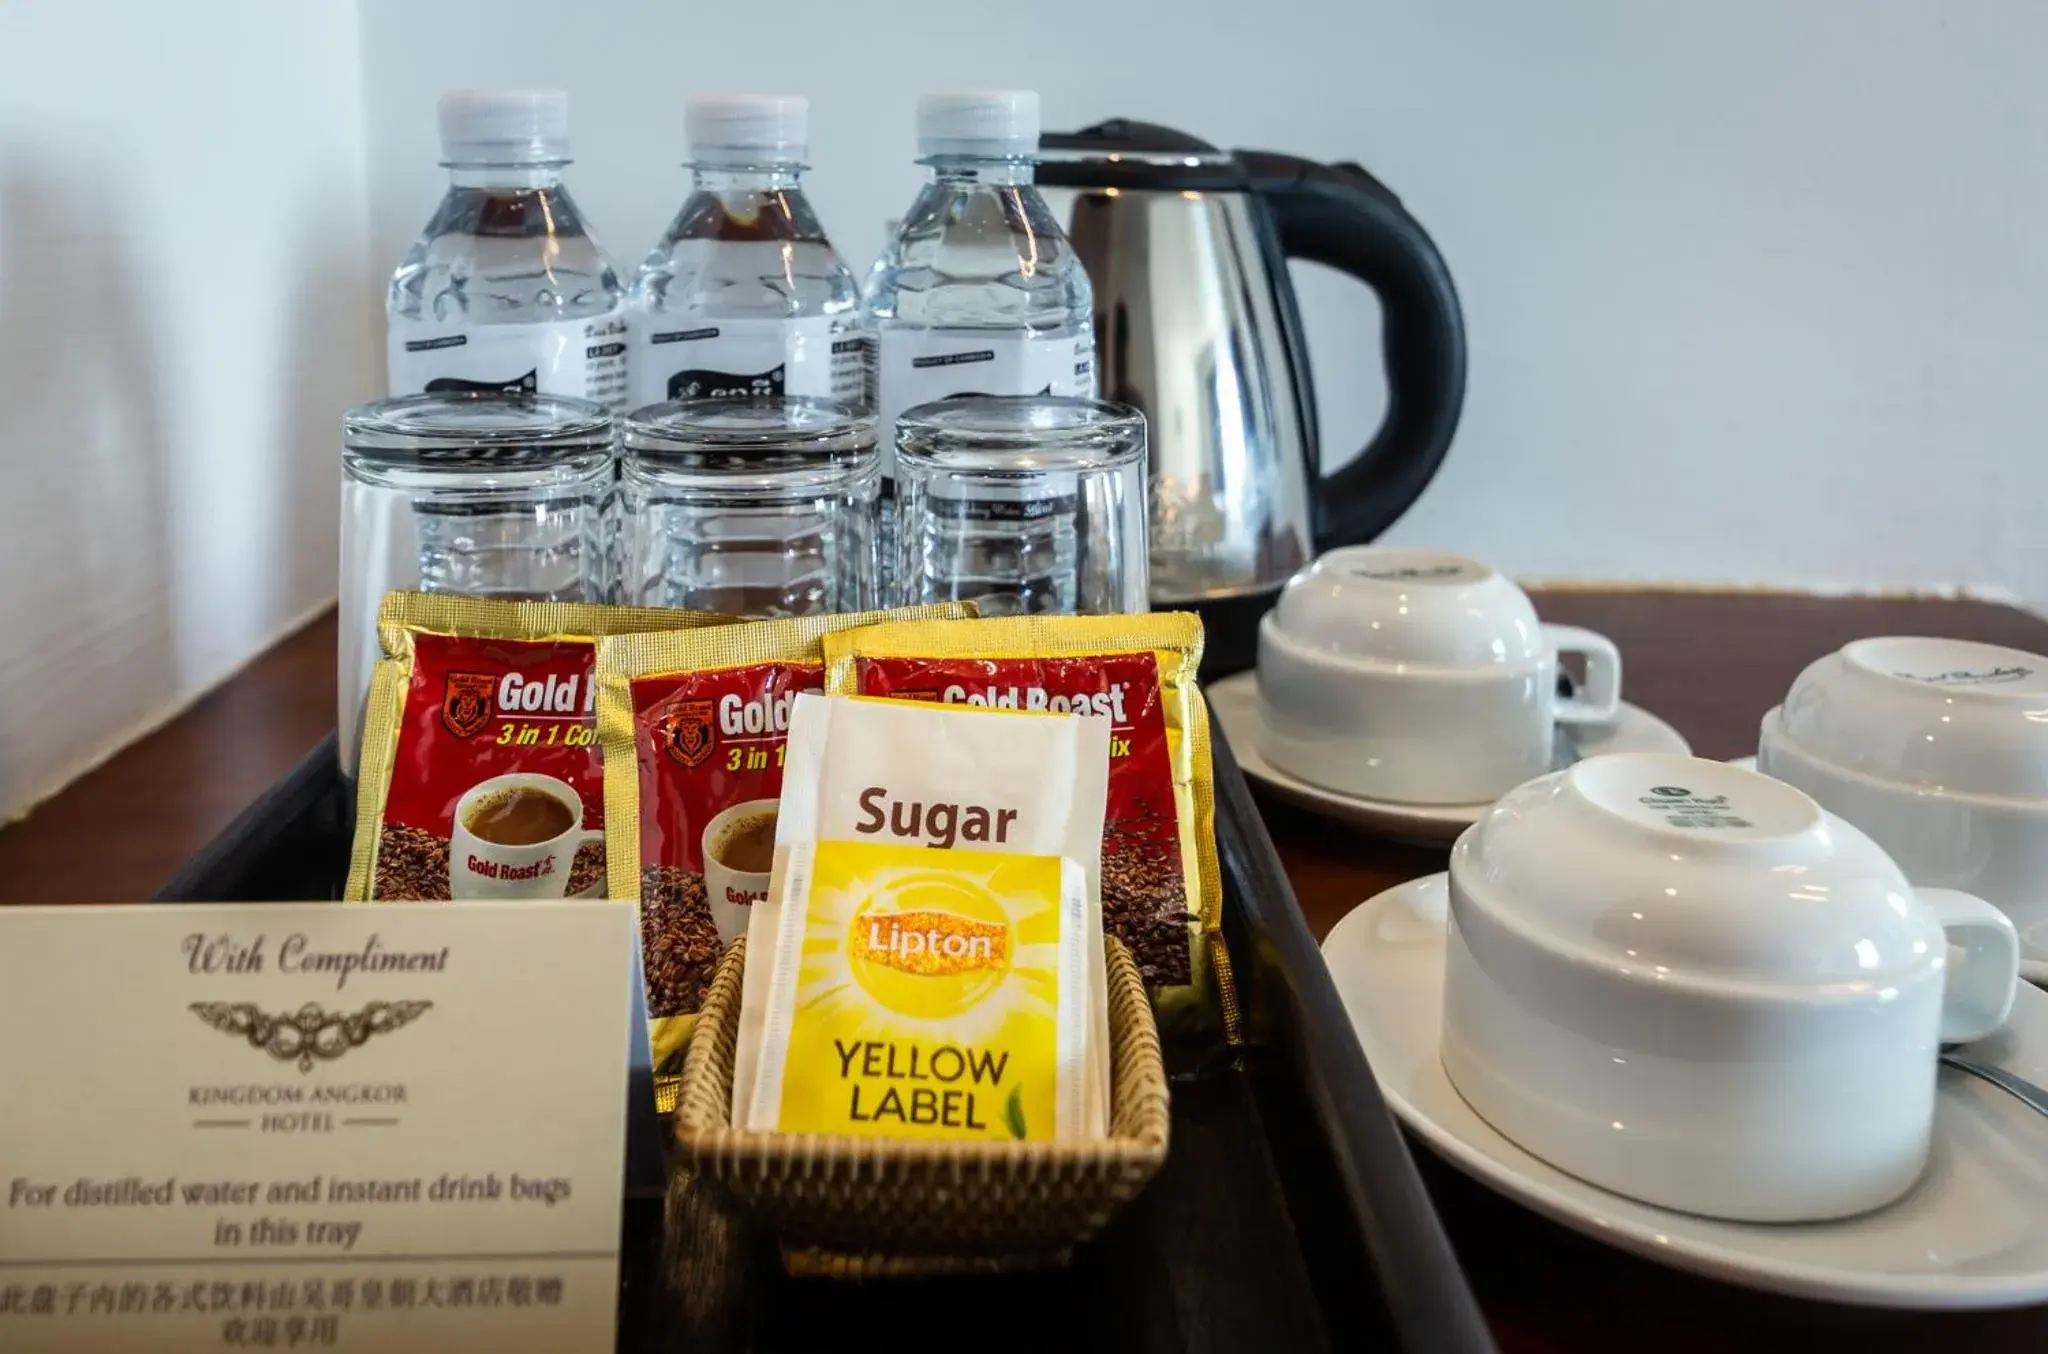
[
  {"x1": 438, "y1": 89, "x2": 570, "y2": 165},
  {"x1": 686, "y1": 94, "x2": 809, "y2": 165},
  {"x1": 916, "y1": 90, "x2": 1040, "y2": 159}
]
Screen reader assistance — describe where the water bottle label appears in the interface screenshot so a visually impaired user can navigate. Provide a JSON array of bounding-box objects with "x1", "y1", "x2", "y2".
[
  {"x1": 832, "y1": 335, "x2": 868, "y2": 405},
  {"x1": 872, "y1": 330, "x2": 1097, "y2": 476},
  {"x1": 387, "y1": 309, "x2": 630, "y2": 411},
  {"x1": 628, "y1": 315, "x2": 860, "y2": 407}
]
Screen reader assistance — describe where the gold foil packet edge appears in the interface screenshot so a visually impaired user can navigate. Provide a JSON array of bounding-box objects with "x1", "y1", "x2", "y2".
[{"x1": 375, "y1": 591, "x2": 735, "y2": 660}]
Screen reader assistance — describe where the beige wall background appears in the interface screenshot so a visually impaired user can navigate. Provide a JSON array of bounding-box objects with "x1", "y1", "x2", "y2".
[{"x1": 0, "y1": 0, "x2": 380, "y2": 824}]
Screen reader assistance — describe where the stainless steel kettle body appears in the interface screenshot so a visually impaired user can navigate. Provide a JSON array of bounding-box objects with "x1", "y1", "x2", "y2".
[{"x1": 1039, "y1": 121, "x2": 1467, "y2": 675}]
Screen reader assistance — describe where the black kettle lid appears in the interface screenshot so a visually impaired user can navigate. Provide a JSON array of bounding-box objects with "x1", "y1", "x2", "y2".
[{"x1": 1035, "y1": 118, "x2": 1249, "y2": 191}]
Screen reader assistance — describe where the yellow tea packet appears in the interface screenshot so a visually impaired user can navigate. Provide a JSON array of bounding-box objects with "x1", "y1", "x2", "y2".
[
  {"x1": 345, "y1": 591, "x2": 729, "y2": 903},
  {"x1": 753, "y1": 841, "x2": 1091, "y2": 1141},
  {"x1": 592, "y1": 604, "x2": 974, "y2": 1082},
  {"x1": 737, "y1": 693, "x2": 1111, "y2": 1141},
  {"x1": 821, "y1": 612, "x2": 1235, "y2": 1038}
]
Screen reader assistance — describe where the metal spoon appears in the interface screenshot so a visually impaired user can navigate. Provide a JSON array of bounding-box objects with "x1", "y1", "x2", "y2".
[{"x1": 1941, "y1": 1051, "x2": 2048, "y2": 1116}]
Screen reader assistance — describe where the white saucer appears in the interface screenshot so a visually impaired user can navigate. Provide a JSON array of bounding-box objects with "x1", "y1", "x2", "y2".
[
  {"x1": 1208, "y1": 671, "x2": 1690, "y2": 844},
  {"x1": 1323, "y1": 874, "x2": 2048, "y2": 1309}
]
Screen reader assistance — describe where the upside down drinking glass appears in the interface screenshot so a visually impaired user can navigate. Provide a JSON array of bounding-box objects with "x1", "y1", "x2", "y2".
[
  {"x1": 339, "y1": 392, "x2": 615, "y2": 778},
  {"x1": 618, "y1": 397, "x2": 878, "y2": 617},
  {"x1": 892, "y1": 396, "x2": 1148, "y2": 616}
]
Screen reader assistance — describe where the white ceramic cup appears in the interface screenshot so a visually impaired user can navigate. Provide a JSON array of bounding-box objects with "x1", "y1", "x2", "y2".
[
  {"x1": 701, "y1": 797, "x2": 779, "y2": 945},
  {"x1": 1757, "y1": 636, "x2": 2048, "y2": 972},
  {"x1": 448, "y1": 773, "x2": 601, "y2": 901},
  {"x1": 1440, "y1": 752, "x2": 2020, "y2": 1223},
  {"x1": 1255, "y1": 547, "x2": 1622, "y2": 804}
]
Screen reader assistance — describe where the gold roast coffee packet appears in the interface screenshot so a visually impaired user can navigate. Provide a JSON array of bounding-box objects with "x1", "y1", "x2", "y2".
[
  {"x1": 594, "y1": 604, "x2": 973, "y2": 1078},
  {"x1": 345, "y1": 592, "x2": 729, "y2": 904},
  {"x1": 736, "y1": 693, "x2": 1111, "y2": 1142},
  {"x1": 823, "y1": 612, "x2": 1236, "y2": 1037}
]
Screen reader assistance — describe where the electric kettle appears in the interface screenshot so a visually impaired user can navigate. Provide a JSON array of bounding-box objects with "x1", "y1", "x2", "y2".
[{"x1": 1037, "y1": 120, "x2": 1467, "y2": 675}]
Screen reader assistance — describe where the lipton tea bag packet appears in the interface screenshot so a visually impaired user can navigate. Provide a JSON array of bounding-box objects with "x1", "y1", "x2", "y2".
[
  {"x1": 346, "y1": 592, "x2": 730, "y2": 904},
  {"x1": 594, "y1": 605, "x2": 973, "y2": 1081},
  {"x1": 822, "y1": 613, "x2": 1235, "y2": 1037},
  {"x1": 738, "y1": 693, "x2": 1111, "y2": 1141}
]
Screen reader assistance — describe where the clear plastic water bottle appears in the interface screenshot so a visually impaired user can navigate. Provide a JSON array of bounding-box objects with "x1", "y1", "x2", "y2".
[
  {"x1": 628, "y1": 95, "x2": 862, "y2": 407},
  {"x1": 387, "y1": 90, "x2": 629, "y2": 410},
  {"x1": 862, "y1": 90, "x2": 1097, "y2": 589}
]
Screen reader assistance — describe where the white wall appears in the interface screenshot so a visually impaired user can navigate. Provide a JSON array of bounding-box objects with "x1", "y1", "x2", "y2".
[
  {"x1": 0, "y1": 1, "x2": 379, "y2": 822},
  {"x1": 5, "y1": 0, "x2": 2043, "y2": 819},
  {"x1": 359, "y1": 0, "x2": 2048, "y2": 602}
]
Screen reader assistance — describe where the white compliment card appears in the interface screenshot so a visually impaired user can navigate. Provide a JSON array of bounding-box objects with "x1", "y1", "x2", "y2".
[{"x1": 0, "y1": 903, "x2": 635, "y2": 1353}]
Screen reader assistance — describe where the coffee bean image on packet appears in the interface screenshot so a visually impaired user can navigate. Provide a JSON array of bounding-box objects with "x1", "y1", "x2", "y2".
[
  {"x1": 821, "y1": 613, "x2": 1236, "y2": 1038},
  {"x1": 345, "y1": 592, "x2": 730, "y2": 904},
  {"x1": 593, "y1": 604, "x2": 975, "y2": 1086},
  {"x1": 736, "y1": 693, "x2": 1111, "y2": 1142}
]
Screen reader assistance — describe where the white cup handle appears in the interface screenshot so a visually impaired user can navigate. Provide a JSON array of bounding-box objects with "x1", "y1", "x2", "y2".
[
  {"x1": 1544, "y1": 623, "x2": 1622, "y2": 726},
  {"x1": 1917, "y1": 887, "x2": 2021, "y2": 1043}
]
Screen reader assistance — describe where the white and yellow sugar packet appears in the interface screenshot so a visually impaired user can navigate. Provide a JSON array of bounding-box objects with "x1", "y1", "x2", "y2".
[{"x1": 734, "y1": 693, "x2": 1111, "y2": 1141}]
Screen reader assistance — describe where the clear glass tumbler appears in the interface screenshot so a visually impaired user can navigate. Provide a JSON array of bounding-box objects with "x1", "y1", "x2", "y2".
[
  {"x1": 339, "y1": 392, "x2": 615, "y2": 777},
  {"x1": 894, "y1": 396, "x2": 1148, "y2": 616},
  {"x1": 618, "y1": 397, "x2": 877, "y2": 616}
]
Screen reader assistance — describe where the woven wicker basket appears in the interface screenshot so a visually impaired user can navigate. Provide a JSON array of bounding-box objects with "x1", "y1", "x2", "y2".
[{"x1": 673, "y1": 934, "x2": 1171, "y2": 1276}]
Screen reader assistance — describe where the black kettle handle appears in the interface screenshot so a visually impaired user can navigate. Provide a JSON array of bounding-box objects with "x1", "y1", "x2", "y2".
[{"x1": 1240, "y1": 151, "x2": 1467, "y2": 551}]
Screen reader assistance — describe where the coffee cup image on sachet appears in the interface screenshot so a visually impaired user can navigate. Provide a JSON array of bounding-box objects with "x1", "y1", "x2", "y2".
[
  {"x1": 449, "y1": 773, "x2": 602, "y2": 900},
  {"x1": 702, "y1": 798, "x2": 779, "y2": 945}
]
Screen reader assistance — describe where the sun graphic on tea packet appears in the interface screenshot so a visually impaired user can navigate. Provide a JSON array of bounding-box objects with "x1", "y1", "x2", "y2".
[{"x1": 793, "y1": 847, "x2": 1064, "y2": 1044}]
